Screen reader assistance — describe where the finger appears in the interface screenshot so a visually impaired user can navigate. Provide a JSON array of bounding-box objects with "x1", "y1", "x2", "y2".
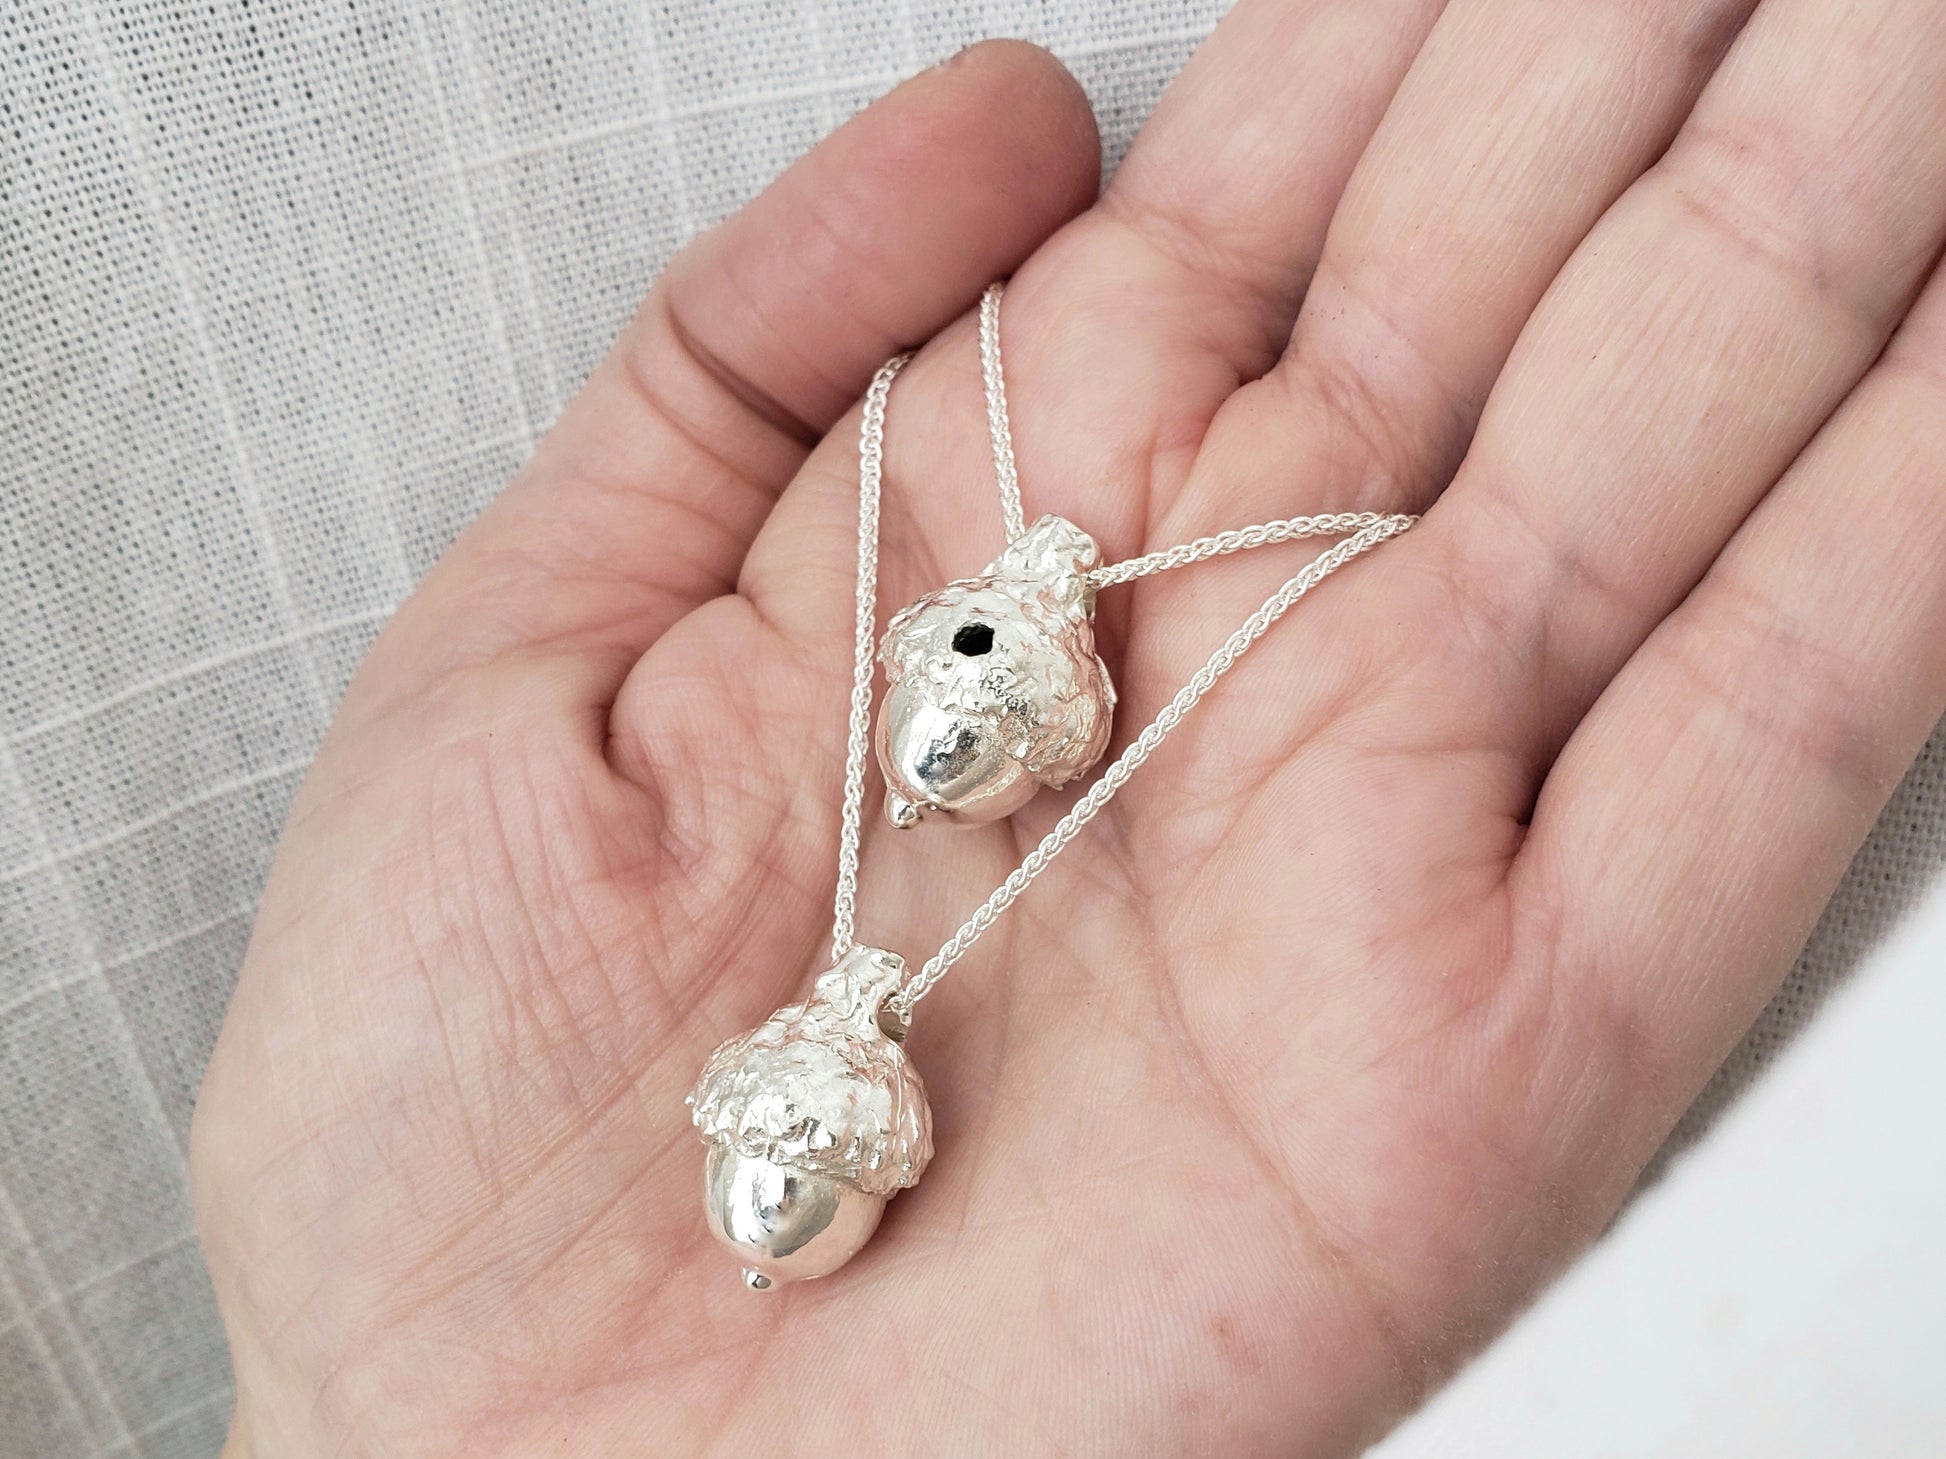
[
  {"x1": 1417, "y1": 0, "x2": 1946, "y2": 776},
  {"x1": 856, "y1": 0, "x2": 1453, "y2": 597},
  {"x1": 1119, "y1": 0, "x2": 1761, "y2": 779},
  {"x1": 1178, "y1": 0, "x2": 1758, "y2": 535},
  {"x1": 1506, "y1": 245, "x2": 1946, "y2": 1194},
  {"x1": 1096, "y1": 0, "x2": 1449, "y2": 369},
  {"x1": 367, "y1": 41, "x2": 1099, "y2": 708}
]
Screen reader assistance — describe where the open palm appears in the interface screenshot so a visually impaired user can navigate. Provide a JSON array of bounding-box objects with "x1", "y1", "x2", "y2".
[{"x1": 192, "y1": 5, "x2": 1946, "y2": 1455}]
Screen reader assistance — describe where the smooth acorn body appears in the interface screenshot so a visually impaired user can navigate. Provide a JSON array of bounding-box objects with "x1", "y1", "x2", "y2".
[
  {"x1": 875, "y1": 681, "x2": 1040, "y2": 826},
  {"x1": 688, "y1": 946, "x2": 930, "y2": 1289},
  {"x1": 877, "y1": 515, "x2": 1114, "y2": 827},
  {"x1": 703, "y1": 1147, "x2": 886, "y2": 1289}
]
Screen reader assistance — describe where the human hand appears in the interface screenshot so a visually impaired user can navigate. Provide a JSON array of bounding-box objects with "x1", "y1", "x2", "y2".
[{"x1": 191, "y1": 5, "x2": 1946, "y2": 1454}]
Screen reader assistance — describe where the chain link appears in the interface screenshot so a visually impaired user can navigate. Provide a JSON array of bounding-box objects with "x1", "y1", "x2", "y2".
[{"x1": 830, "y1": 351, "x2": 910, "y2": 961}]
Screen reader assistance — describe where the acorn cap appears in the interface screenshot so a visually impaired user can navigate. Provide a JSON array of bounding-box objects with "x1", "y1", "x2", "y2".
[{"x1": 688, "y1": 946, "x2": 933, "y2": 1196}]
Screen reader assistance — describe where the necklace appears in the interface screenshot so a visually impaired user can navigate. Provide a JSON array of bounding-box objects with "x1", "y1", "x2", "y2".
[
  {"x1": 875, "y1": 281, "x2": 1413, "y2": 829},
  {"x1": 687, "y1": 338, "x2": 1413, "y2": 1291}
]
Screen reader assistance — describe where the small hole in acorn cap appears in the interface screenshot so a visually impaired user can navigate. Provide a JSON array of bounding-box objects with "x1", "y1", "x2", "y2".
[{"x1": 951, "y1": 622, "x2": 994, "y2": 657}]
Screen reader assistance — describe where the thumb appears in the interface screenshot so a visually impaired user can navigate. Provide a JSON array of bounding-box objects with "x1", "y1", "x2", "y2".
[{"x1": 363, "y1": 41, "x2": 1100, "y2": 718}]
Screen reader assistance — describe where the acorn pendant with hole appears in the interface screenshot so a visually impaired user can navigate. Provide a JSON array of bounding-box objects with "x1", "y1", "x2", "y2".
[
  {"x1": 688, "y1": 945, "x2": 931, "y2": 1289},
  {"x1": 876, "y1": 514, "x2": 1114, "y2": 828}
]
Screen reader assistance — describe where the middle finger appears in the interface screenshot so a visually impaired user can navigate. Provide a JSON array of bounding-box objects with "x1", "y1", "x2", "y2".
[
  {"x1": 1416, "y1": 0, "x2": 1946, "y2": 781},
  {"x1": 1181, "y1": 0, "x2": 1759, "y2": 538},
  {"x1": 1116, "y1": 0, "x2": 1761, "y2": 752}
]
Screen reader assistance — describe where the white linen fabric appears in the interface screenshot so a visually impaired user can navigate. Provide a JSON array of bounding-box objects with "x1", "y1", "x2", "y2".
[{"x1": 0, "y1": 2, "x2": 1940, "y2": 1454}]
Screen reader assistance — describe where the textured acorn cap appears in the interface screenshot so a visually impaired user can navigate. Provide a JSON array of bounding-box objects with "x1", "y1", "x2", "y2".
[{"x1": 688, "y1": 947, "x2": 932, "y2": 1197}]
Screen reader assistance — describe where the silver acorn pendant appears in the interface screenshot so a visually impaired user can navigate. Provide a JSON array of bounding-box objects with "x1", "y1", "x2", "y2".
[
  {"x1": 876, "y1": 514, "x2": 1114, "y2": 828},
  {"x1": 687, "y1": 945, "x2": 931, "y2": 1290}
]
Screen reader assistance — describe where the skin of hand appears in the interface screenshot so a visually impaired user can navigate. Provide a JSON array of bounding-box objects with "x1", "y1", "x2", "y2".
[{"x1": 190, "y1": 2, "x2": 1946, "y2": 1454}]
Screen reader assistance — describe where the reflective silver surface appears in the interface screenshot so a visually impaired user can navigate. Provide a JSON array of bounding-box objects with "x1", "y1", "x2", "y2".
[
  {"x1": 704, "y1": 1146, "x2": 886, "y2": 1288},
  {"x1": 877, "y1": 693, "x2": 1039, "y2": 825},
  {"x1": 876, "y1": 515, "x2": 1114, "y2": 827},
  {"x1": 688, "y1": 945, "x2": 931, "y2": 1288}
]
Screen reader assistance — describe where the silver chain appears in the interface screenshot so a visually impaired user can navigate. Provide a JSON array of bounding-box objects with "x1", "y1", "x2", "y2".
[
  {"x1": 1086, "y1": 511, "x2": 1411, "y2": 588},
  {"x1": 979, "y1": 282, "x2": 1027, "y2": 542},
  {"x1": 980, "y1": 281, "x2": 1411, "y2": 586},
  {"x1": 830, "y1": 350, "x2": 910, "y2": 962},
  {"x1": 829, "y1": 343, "x2": 1415, "y2": 1015}
]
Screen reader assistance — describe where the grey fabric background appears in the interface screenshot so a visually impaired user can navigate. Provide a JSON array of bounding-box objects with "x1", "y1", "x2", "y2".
[{"x1": 0, "y1": 1, "x2": 1940, "y2": 1455}]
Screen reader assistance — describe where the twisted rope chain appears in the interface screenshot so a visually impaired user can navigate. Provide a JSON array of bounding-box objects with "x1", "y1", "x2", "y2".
[
  {"x1": 979, "y1": 283, "x2": 1027, "y2": 543},
  {"x1": 831, "y1": 348, "x2": 1416, "y2": 1015},
  {"x1": 829, "y1": 351, "x2": 910, "y2": 961},
  {"x1": 977, "y1": 282, "x2": 1411, "y2": 584},
  {"x1": 1086, "y1": 511, "x2": 1411, "y2": 588}
]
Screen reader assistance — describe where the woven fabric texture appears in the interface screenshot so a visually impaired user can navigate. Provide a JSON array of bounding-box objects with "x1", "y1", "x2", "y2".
[{"x1": 1, "y1": 2, "x2": 1941, "y2": 1455}]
